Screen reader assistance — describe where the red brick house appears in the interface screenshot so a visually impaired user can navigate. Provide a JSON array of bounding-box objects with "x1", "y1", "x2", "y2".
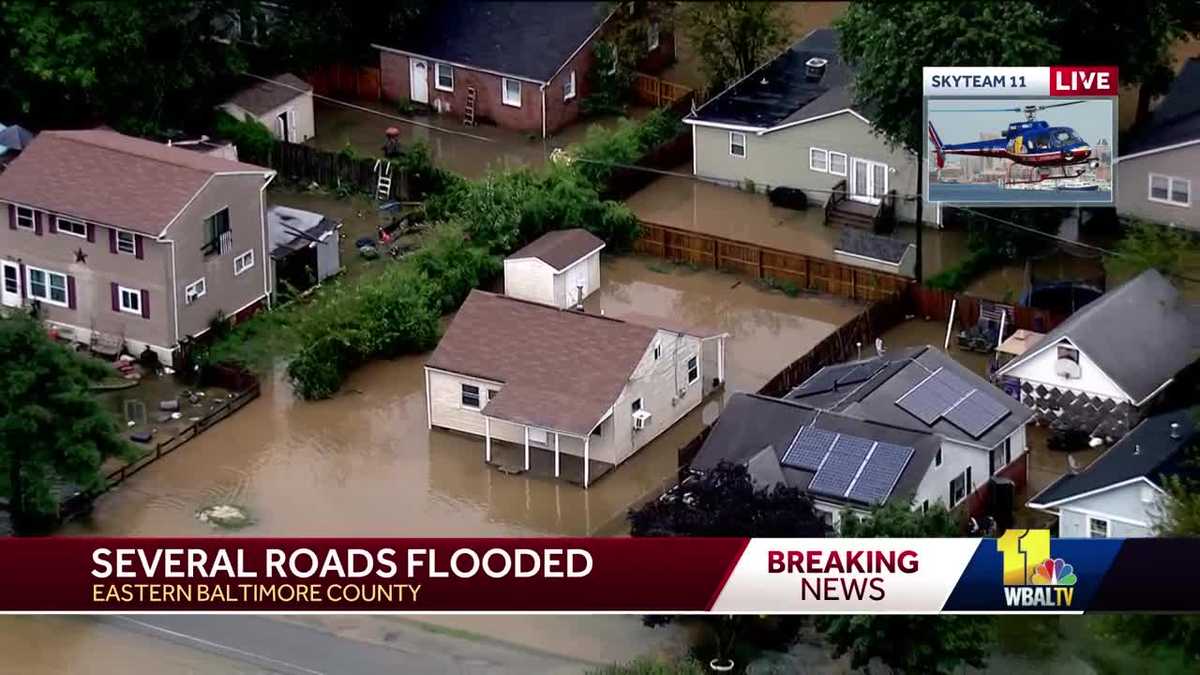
[{"x1": 374, "y1": 1, "x2": 674, "y2": 137}]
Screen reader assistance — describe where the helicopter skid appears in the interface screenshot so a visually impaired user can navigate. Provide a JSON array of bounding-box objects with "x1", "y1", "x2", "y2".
[{"x1": 1004, "y1": 163, "x2": 1087, "y2": 186}]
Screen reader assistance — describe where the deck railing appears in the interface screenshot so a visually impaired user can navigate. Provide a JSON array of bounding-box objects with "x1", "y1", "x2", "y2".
[{"x1": 824, "y1": 178, "x2": 848, "y2": 224}]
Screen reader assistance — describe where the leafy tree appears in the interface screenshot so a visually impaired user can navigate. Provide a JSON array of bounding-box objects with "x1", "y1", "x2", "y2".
[
  {"x1": 629, "y1": 462, "x2": 828, "y2": 669},
  {"x1": 818, "y1": 502, "x2": 993, "y2": 674},
  {"x1": 583, "y1": 2, "x2": 677, "y2": 116},
  {"x1": 0, "y1": 316, "x2": 130, "y2": 529},
  {"x1": 1105, "y1": 219, "x2": 1200, "y2": 283},
  {"x1": 251, "y1": 0, "x2": 429, "y2": 73},
  {"x1": 836, "y1": 1, "x2": 1056, "y2": 151},
  {"x1": 679, "y1": 1, "x2": 790, "y2": 91}
]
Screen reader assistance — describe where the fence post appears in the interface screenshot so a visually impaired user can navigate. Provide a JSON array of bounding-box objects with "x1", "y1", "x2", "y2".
[{"x1": 757, "y1": 248, "x2": 764, "y2": 279}]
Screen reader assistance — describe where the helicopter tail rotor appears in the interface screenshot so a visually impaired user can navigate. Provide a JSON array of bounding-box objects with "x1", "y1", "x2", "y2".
[{"x1": 928, "y1": 122, "x2": 946, "y2": 169}]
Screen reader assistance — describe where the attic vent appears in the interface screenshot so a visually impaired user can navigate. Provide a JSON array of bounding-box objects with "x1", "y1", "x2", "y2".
[{"x1": 805, "y1": 57, "x2": 828, "y2": 81}]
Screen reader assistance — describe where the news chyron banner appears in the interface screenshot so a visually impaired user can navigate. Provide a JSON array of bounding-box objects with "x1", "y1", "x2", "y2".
[{"x1": 0, "y1": 533, "x2": 1196, "y2": 613}]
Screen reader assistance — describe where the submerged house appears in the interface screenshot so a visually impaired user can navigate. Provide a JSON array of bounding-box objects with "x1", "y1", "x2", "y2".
[
  {"x1": 996, "y1": 269, "x2": 1200, "y2": 436},
  {"x1": 1029, "y1": 407, "x2": 1199, "y2": 538},
  {"x1": 685, "y1": 29, "x2": 939, "y2": 227},
  {"x1": 425, "y1": 290, "x2": 725, "y2": 486},
  {"x1": 0, "y1": 129, "x2": 275, "y2": 365},
  {"x1": 788, "y1": 346, "x2": 1034, "y2": 512},
  {"x1": 503, "y1": 228, "x2": 604, "y2": 309},
  {"x1": 691, "y1": 393, "x2": 940, "y2": 527}
]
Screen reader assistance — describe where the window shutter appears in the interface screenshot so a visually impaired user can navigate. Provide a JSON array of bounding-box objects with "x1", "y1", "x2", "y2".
[
  {"x1": 140, "y1": 289, "x2": 149, "y2": 318},
  {"x1": 108, "y1": 228, "x2": 117, "y2": 254},
  {"x1": 33, "y1": 211, "x2": 42, "y2": 236},
  {"x1": 18, "y1": 263, "x2": 26, "y2": 298},
  {"x1": 135, "y1": 234, "x2": 144, "y2": 259},
  {"x1": 86, "y1": 223, "x2": 95, "y2": 243},
  {"x1": 110, "y1": 282, "x2": 119, "y2": 311},
  {"x1": 49, "y1": 216, "x2": 57, "y2": 234},
  {"x1": 6, "y1": 204, "x2": 13, "y2": 230},
  {"x1": 67, "y1": 275, "x2": 76, "y2": 310}
]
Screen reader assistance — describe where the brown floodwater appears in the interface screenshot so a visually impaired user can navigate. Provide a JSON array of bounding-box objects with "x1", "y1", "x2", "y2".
[{"x1": 5, "y1": 256, "x2": 858, "y2": 671}]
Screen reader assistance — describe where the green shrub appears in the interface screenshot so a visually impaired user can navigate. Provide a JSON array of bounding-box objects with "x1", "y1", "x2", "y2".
[
  {"x1": 574, "y1": 108, "x2": 684, "y2": 188},
  {"x1": 213, "y1": 111, "x2": 275, "y2": 164},
  {"x1": 925, "y1": 249, "x2": 1000, "y2": 291},
  {"x1": 588, "y1": 657, "x2": 707, "y2": 675},
  {"x1": 393, "y1": 141, "x2": 463, "y2": 199}
]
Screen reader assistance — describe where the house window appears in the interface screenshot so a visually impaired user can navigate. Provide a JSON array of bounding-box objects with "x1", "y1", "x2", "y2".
[
  {"x1": 989, "y1": 448, "x2": 998, "y2": 475},
  {"x1": 461, "y1": 384, "x2": 481, "y2": 409},
  {"x1": 1057, "y1": 344, "x2": 1079, "y2": 364},
  {"x1": 652, "y1": 342, "x2": 661, "y2": 360},
  {"x1": 435, "y1": 63, "x2": 454, "y2": 91},
  {"x1": 563, "y1": 71, "x2": 576, "y2": 101},
  {"x1": 184, "y1": 278, "x2": 206, "y2": 305},
  {"x1": 934, "y1": 447, "x2": 942, "y2": 467},
  {"x1": 14, "y1": 206, "x2": 34, "y2": 230},
  {"x1": 118, "y1": 286, "x2": 142, "y2": 315},
  {"x1": 810, "y1": 148, "x2": 829, "y2": 172},
  {"x1": 1149, "y1": 173, "x2": 1190, "y2": 207},
  {"x1": 116, "y1": 230, "x2": 137, "y2": 255},
  {"x1": 687, "y1": 355, "x2": 699, "y2": 384},
  {"x1": 27, "y1": 266, "x2": 68, "y2": 306},
  {"x1": 487, "y1": 388, "x2": 499, "y2": 402},
  {"x1": 647, "y1": 23, "x2": 659, "y2": 51},
  {"x1": 57, "y1": 218, "x2": 87, "y2": 238},
  {"x1": 1088, "y1": 517, "x2": 1109, "y2": 539},
  {"x1": 949, "y1": 469, "x2": 969, "y2": 505},
  {"x1": 202, "y1": 208, "x2": 232, "y2": 256},
  {"x1": 829, "y1": 151, "x2": 848, "y2": 176},
  {"x1": 631, "y1": 398, "x2": 643, "y2": 413},
  {"x1": 529, "y1": 428, "x2": 548, "y2": 445},
  {"x1": 501, "y1": 78, "x2": 522, "y2": 107},
  {"x1": 729, "y1": 132, "x2": 746, "y2": 158},
  {"x1": 234, "y1": 250, "x2": 255, "y2": 276}
]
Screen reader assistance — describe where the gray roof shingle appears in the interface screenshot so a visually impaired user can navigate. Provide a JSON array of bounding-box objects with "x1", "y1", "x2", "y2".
[
  {"x1": 1123, "y1": 59, "x2": 1200, "y2": 156},
  {"x1": 225, "y1": 73, "x2": 312, "y2": 116},
  {"x1": 506, "y1": 228, "x2": 604, "y2": 270}
]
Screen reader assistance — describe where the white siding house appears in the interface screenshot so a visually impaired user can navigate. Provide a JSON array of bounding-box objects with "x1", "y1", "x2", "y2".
[
  {"x1": 220, "y1": 74, "x2": 316, "y2": 143},
  {"x1": 503, "y1": 229, "x2": 604, "y2": 309}
]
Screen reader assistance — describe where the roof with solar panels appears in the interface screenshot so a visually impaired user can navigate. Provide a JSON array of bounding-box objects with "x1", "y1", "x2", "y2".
[
  {"x1": 788, "y1": 345, "x2": 1033, "y2": 449},
  {"x1": 690, "y1": 393, "x2": 940, "y2": 508}
]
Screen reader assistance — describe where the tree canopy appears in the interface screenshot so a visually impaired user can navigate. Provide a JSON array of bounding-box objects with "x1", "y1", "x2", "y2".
[
  {"x1": 0, "y1": 316, "x2": 130, "y2": 528},
  {"x1": 818, "y1": 502, "x2": 993, "y2": 674},
  {"x1": 1104, "y1": 219, "x2": 1200, "y2": 284},
  {"x1": 679, "y1": 1, "x2": 790, "y2": 91}
]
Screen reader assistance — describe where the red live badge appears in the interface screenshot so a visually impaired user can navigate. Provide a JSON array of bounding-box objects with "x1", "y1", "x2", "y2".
[{"x1": 1049, "y1": 66, "x2": 1119, "y2": 96}]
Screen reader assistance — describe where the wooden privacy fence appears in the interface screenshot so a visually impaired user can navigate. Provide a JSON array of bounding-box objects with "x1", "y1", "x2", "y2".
[
  {"x1": 635, "y1": 221, "x2": 913, "y2": 303},
  {"x1": 265, "y1": 141, "x2": 409, "y2": 199},
  {"x1": 631, "y1": 72, "x2": 696, "y2": 111},
  {"x1": 307, "y1": 63, "x2": 382, "y2": 101},
  {"x1": 604, "y1": 132, "x2": 693, "y2": 200},
  {"x1": 910, "y1": 285, "x2": 1067, "y2": 333},
  {"x1": 100, "y1": 379, "x2": 261, "y2": 493}
]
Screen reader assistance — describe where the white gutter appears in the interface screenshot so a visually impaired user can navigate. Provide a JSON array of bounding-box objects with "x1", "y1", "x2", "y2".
[
  {"x1": 372, "y1": 44, "x2": 546, "y2": 85},
  {"x1": 1115, "y1": 138, "x2": 1200, "y2": 163},
  {"x1": 541, "y1": 84, "x2": 548, "y2": 139},
  {"x1": 259, "y1": 173, "x2": 275, "y2": 309},
  {"x1": 163, "y1": 238, "x2": 180, "y2": 347}
]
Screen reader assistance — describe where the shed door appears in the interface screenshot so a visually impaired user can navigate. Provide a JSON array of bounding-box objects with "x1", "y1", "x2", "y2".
[
  {"x1": 410, "y1": 59, "x2": 429, "y2": 104},
  {"x1": 567, "y1": 263, "x2": 588, "y2": 305}
]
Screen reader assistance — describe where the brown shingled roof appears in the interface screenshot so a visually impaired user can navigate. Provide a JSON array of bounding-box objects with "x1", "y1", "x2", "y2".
[
  {"x1": 505, "y1": 228, "x2": 605, "y2": 271},
  {"x1": 426, "y1": 290, "x2": 656, "y2": 435},
  {"x1": 225, "y1": 73, "x2": 313, "y2": 116},
  {"x1": 0, "y1": 129, "x2": 271, "y2": 235}
]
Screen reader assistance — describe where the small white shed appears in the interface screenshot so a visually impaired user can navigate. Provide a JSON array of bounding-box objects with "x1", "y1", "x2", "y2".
[
  {"x1": 503, "y1": 229, "x2": 605, "y2": 309},
  {"x1": 220, "y1": 73, "x2": 315, "y2": 143}
]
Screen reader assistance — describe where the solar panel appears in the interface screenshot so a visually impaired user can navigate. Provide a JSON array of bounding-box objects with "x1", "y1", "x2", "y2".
[
  {"x1": 846, "y1": 442, "x2": 914, "y2": 505},
  {"x1": 793, "y1": 364, "x2": 856, "y2": 396},
  {"x1": 944, "y1": 391, "x2": 1011, "y2": 439},
  {"x1": 808, "y1": 436, "x2": 874, "y2": 498},
  {"x1": 896, "y1": 369, "x2": 973, "y2": 424},
  {"x1": 835, "y1": 361, "x2": 884, "y2": 387},
  {"x1": 780, "y1": 427, "x2": 838, "y2": 471}
]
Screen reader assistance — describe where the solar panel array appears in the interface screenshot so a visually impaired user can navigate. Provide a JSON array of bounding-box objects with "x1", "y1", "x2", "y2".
[
  {"x1": 835, "y1": 362, "x2": 884, "y2": 387},
  {"x1": 895, "y1": 368, "x2": 1011, "y2": 438},
  {"x1": 846, "y1": 442, "x2": 915, "y2": 505},
  {"x1": 808, "y1": 436, "x2": 873, "y2": 497},
  {"x1": 781, "y1": 427, "x2": 839, "y2": 471},
  {"x1": 794, "y1": 360, "x2": 884, "y2": 397}
]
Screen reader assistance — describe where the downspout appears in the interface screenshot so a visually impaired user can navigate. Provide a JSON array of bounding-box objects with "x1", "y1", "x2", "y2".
[
  {"x1": 260, "y1": 173, "x2": 276, "y2": 309},
  {"x1": 540, "y1": 84, "x2": 548, "y2": 140},
  {"x1": 160, "y1": 237, "x2": 180, "y2": 347}
]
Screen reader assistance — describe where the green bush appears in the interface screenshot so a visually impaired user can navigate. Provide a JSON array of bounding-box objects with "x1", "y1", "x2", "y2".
[
  {"x1": 925, "y1": 249, "x2": 1000, "y2": 292},
  {"x1": 588, "y1": 657, "x2": 707, "y2": 675},
  {"x1": 213, "y1": 111, "x2": 275, "y2": 164},
  {"x1": 392, "y1": 141, "x2": 464, "y2": 199},
  {"x1": 574, "y1": 108, "x2": 684, "y2": 188}
]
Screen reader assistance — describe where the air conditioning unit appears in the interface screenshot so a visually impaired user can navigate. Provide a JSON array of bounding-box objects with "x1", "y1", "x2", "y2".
[
  {"x1": 632, "y1": 409, "x2": 652, "y2": 430},
  {"x1": 1054, "y1": 358, "x2": 1081, "y2": 379}
]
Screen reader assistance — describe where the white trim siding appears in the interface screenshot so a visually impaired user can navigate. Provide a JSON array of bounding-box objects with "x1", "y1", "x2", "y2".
[
  {"x1": 501, "y1": 78, "x2": 522, "y2": 107},
  {"x1": 56, "y1": 217, "x2": 88, "y2": 238},
  {"x1": 25, "y1": 265, "x2": 69, "y2": 307},
  {"x1": 434, "y1": 62, "x2": 454, "y2": 92},
  {"x1": 118, "y1": 285, "x2": 143, "y2": 315},
  {"x1": 1148, "y1": 172, "x2": 1191, "y2": 207},
  {"x1": 729, "y1": 132, "x2": 746, "y2": 158},
  {"x1": 1116, "y1": 138, "x2": 1200, "y2": 162}
]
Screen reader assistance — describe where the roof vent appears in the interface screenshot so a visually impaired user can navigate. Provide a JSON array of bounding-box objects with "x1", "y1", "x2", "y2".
[
  {"x1": 1133, "y1": 444, "x2": 1142, "y2": 456},
  {"x1": 805, "y1": 57, "x2": 828, "y2": 81},
  {"x1": 1170, "y1": 422, "x2": 1182, "y2": 439}
]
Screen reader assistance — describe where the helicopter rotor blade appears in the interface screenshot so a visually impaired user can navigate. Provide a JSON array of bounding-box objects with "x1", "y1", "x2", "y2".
[
  {"x1": 929, "y1": 107, "x2": 1024, "y2": 112},
  {"x1": 1031, "y1": 100, "x2": 1088, "y2": 112}
]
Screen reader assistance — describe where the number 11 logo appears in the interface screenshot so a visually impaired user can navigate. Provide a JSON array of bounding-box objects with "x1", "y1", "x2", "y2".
[{"x1": 996, "y1": 529, "x2": 1050, "y2": 586}]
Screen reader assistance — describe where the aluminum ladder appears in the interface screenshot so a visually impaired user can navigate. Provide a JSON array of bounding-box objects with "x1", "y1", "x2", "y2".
[
  {"x1": 463, "y1": 87, "x2": 477, "y2": 127},
  {"x1": 373, "y1": 159, "x2": 393, "y2": 201}
]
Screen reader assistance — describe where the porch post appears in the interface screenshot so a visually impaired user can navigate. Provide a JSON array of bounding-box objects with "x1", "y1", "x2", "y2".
[
  {"x1": 717, "y1": 337, "x2": 726, "y2": 383},
  {"x1": 583, "y1": 437, "x2": 590, "y2": 488},
  {"x1": 484, "y1": 417, "x2": 492, "y2": 463},
  {"x1": 554, "y1": 432, "x2": 560, "y2": 478},
  {"x1": 524, "y1": 426, "x2": 530, "y2": 471}
]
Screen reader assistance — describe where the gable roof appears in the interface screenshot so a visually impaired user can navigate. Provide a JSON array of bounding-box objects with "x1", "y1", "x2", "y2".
[
  {"x1": 225, "y1": 73, "x2": 312, "y2": 116},
  {"x1": 505, "y1": 228, "x2": 605, "y2": 271},
  {"x1": 377, "y1": 1, "x2": 608, "y2": 83},
  {"x1": 688, "y1": 29, "x2": 856, "y2": 130},
  {"x1": 1121, "y1": 59, "x2": 1200, "y2": 157},
  {"x1": 997, "y1": 269, "x2": 1200, "y2": 403},
  {"x1": 690, "y1": 393, "x2": 939, "y2": 507},
  {"x1": 0, "y1": 129, "x2": 271, "y2": 235},
  {"x1": 1030, "y1": 406, "x2": 1200, "y2": 507},
  {"x1": 425, "y1": 290, "x2": 656, "y2": 435},
  {"x1": 789, "y1": 346, "x2": 1034, "y2": 448}
]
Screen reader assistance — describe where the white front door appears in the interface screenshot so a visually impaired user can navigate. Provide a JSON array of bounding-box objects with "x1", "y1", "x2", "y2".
[
  {"x1": 410, "y1": 59, "x2": 429, "y2": 104},
  {"x1": 1, "y1": 261, "x2": 21, "y2": 308},
  {"x1": 275, "y1": 109, "x2": 292, "y2": 142},
  {"x1": 850, "y1": 158, "x2": 888, "y2": 204}
]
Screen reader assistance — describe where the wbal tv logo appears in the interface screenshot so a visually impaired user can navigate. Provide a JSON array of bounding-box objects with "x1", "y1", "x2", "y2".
[{"x1": 996, "y1": 529, "x2": 1077, "y2": 608}]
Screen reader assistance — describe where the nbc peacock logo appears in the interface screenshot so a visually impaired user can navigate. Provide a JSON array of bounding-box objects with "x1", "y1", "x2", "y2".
[{"x1": 996, "y1": 530, "x2": 1077, "y2": 608}]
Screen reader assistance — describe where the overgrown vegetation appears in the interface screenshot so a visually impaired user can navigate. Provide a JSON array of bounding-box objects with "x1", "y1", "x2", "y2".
[
  {"x1": 1105, "y1": 219, "x2": 1200, "y2": 283},
  {"x1": 588, "y1": 657, "x2": 708, "y2": 675},
  {"x1": 924, "y1": 207, "x2": 1066, "y2": 292},
  {"x1": 679, "y1": 1, "x2": 790, "y2": 91},
  {"x1": 573, "y1": 108, "x2": 684, "y2": 188},
  {"x1": 213, "y1": 111, "x2": 276, "y2": 164}
]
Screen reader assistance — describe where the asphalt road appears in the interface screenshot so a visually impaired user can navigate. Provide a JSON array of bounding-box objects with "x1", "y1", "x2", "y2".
[{"x1": 106, "y1": 615, "x2": 589, "y2": 675}]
